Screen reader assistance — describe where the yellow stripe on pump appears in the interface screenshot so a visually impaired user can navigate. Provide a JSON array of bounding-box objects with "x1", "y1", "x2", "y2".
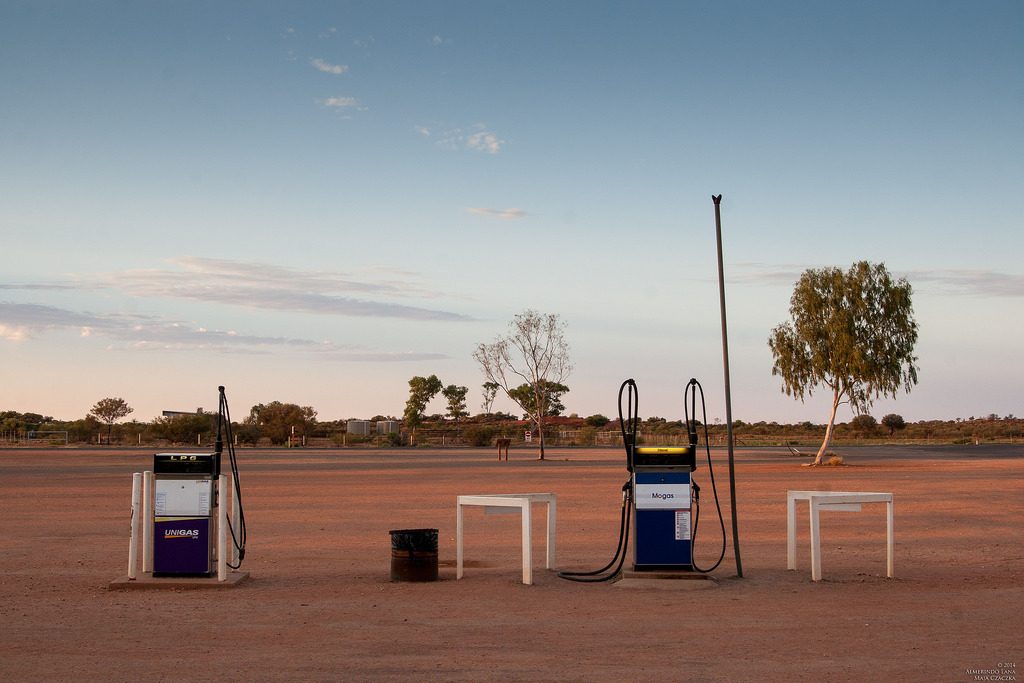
[{"x1": 634, "y1": 447, "x2": 689, "y2": 455}]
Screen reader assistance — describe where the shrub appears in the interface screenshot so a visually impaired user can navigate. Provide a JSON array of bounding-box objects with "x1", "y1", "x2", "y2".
[
  {"x1": 850, "y1": 414, "x2": 878, "y2": 436},
  {"x1": 462, "y1": 425, "x2": 498, "y2": 447}
]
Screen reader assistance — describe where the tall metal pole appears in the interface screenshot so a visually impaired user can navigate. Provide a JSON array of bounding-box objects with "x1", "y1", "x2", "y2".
[{"x1": 713, "y1": 194, "x2": 743, "y2": 577}]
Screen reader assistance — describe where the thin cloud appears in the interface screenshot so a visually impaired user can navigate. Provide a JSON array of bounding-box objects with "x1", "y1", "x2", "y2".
[
  {"x1": 730, "y1": 263, "x2": 1024, "y2": 297},
  {"x1": 0, "y1": 302, "x2": 107, "y2": 339},
  {"x1": 466, "y1": 207, "x2": 528, "y2": 220},
  {"x1": 331, "y1": 351, "x2": 449, "y2": 362},
  {"x1": 466, "y1": 129, "x2": 504, "y2": 154},
  {"x1": 432, "y1": 124, "x2": 506, "y2": 154},
  {"x1": 100, "y1": 257, "x2": 474, "y2": 321},
  {"x1": 311, "y1": 57, "x2": 348, "y2": 74},
  {"x1": 0, "y1": 301, "x2": 448, "y2": 360},
  {"x1": 321, "y1": 96, "x2": 360, "y2": 108},
  {"x1": 903, "y1": 269, "x2": 1024, "y2": 297}
]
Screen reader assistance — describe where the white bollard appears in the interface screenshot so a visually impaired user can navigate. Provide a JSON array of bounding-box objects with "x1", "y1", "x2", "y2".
[
  {"x1": 218, "y1": 474, "x2": 228, "y2": 581},
  {"x1": 142, "y1": 471, "x2": 154, "y2": 573},
  {"x1": 230, "y1": 472, "x2": 240, "y2": 568},
  {"x1": 128, "y1": 473, "x2": 142, "y2": 579}
]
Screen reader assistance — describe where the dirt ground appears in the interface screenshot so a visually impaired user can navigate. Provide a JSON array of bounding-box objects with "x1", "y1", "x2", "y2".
[{"x1": 1, "y1": 446, "x2": 1021, "y2": 682}]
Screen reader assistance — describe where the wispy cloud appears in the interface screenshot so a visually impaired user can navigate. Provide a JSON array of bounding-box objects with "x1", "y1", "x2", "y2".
[
  {"x1": 730, "y1": 263, "x2": 1024, "y2": 297},
  {"x1": 102, "y1": 257, "x2": 473, "y2": 320},
  {"x1": 466, "y1": 129, "x2": 504, "y2": 154},
  {"x1": 311, "y1": 57, "x2": 348, "y2": 74},
  {"x1": 0, "y1": 302, "x2": 103, "y2": 340},
  {"x1": 0, "y1": 301, "x2": 451, "y2": 360},
  {"x1": 466, "y1": 207, "x2": 528, "y2": 220},
  {"x1": 902, "y1": 269, "x2": 1024, "y2": 297},
  {"x1": 431, "y1": 123, "x2": 506, "y2": 154},
  {"x1": 321, "y1": 96, "x2": 360, "y2": 108}
]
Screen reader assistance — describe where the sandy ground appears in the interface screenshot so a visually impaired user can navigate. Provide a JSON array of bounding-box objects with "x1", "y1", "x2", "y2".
[{"x1": 1, "y1": 446, "x2": 1021, "y2": 682}]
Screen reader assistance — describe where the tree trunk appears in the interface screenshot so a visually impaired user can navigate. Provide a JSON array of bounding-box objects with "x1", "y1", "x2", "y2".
[
  {"x1": 536, "y1": 419, "x2": 544, "y2": 462},
  {"x1": 536, "y1": 416, "x2": 546, "y2": 460},
  {"x1": 815, "y1": 389, "x2": 841, "y2": 464}
]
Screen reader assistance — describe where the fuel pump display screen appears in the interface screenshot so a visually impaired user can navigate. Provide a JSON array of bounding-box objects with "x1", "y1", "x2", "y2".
[{"x1": 154, "y1": 479, "x2": 212, "y2": 517}]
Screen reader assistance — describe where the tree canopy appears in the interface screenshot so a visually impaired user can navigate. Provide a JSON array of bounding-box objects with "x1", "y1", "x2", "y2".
[
  {"x1": 508, "y1": 380, "x2": 568, "y2": 419},
  {"x1": 403, "y1": 375, "x2": 443, "y2": 434},
  {"x1": 882, "y1": 413, "x2": 907, "y2": 436},
  {"x1": 768, "y1": 261, "x2": 919, "y2": 463},
  {"x1": 89, "y1": 397, "x2": 133, "y2": 441},
  {"x1": 441, "y1": 384, "x2": 469, "y2": 422},
  {"x1": 246, "y1": 401, "x2": 317, "y2": 445}
]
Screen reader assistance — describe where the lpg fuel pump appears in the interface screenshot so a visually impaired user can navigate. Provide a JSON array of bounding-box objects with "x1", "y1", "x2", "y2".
[
  {"x1": 151, "y1": 386, "x2": 247, "y2": 577},
  {"x1": 558, "y1": 378, "x2": 725, "y2": 582}
]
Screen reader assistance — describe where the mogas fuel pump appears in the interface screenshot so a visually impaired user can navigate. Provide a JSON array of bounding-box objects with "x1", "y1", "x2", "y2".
[{"x1": 559, "y1": 378, "x2": 726, "y2": 582}]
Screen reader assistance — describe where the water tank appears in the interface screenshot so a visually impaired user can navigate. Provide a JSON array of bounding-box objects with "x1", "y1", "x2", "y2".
[
  {"x1": 346, "y1": 420, "x2": 370, "y2": 436},
  {"x1": 376, "y1": 420, "x2": 399, "y2": 434}
]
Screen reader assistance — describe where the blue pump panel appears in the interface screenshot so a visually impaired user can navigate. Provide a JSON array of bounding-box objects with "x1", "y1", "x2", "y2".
[{"x1": 633, "y1": 471, "x2": 692, "y2": 570}]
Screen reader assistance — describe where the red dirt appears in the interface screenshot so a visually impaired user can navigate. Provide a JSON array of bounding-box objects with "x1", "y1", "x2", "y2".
[{"x1": 1, "y1": 447, "x2": 1020, "y2": 682}]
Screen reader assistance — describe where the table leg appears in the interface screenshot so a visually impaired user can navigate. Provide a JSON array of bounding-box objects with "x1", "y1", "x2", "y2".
[
  {"x1": 456, "y1": 502, "x2": 464, "y2": 580},
  {"x1": 521, "y1": 501, "x2": 532, "y2": 585},
  {"x1": 545, "y1": 499, "x2": 556, "y2": 570},
  {"x1": 810, "y1": 498, "x2": 822, "y2": 581},
  {"x1": 886, "y1": 499, "x2": 894, "y2": 578},
  {"x1": 786, "y1": 493, "x2": 797, "y2": 570}
]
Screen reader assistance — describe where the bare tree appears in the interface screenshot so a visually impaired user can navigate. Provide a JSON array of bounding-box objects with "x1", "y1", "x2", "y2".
[{"x1": 473, "y1": 310, "x2": 572, "y2": 460}]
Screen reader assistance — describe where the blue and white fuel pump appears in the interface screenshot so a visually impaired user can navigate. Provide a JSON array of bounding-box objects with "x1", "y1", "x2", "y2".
[
  {"x1": 559, "y1": 378, "x2": 726, "y2": 582},
  {"x1": 631, "y1": 449, "x2": 695, "y2": 570}
]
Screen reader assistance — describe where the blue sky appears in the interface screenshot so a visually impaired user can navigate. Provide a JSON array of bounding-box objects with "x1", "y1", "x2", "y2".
[{"x1": 2, "y1": 1, "x2": 1021, "y2": 424}]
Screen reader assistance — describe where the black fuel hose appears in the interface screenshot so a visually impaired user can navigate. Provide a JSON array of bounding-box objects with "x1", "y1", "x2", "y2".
[{"x1": 557, "y1": 480, "x2": 632, "y2": 583}]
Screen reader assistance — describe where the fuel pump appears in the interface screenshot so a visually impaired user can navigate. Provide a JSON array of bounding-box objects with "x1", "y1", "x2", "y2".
[
  {"x1": 559, "y1": 378, "x2": 725, "y2": 582},
  {"x1": 152, "y1": 452, "x2": 218, "y2": 576},
  {"x1": 150, "y1": 386, "x2": 246, "y2": 577}
]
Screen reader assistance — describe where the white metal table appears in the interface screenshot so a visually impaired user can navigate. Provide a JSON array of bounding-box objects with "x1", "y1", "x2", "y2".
[
  {"x1": 787, "y1": 490, "x2": 894, "y2": 581},
  {"x1": 456, "y1": 493, "x2": 557, "y2": 585}
]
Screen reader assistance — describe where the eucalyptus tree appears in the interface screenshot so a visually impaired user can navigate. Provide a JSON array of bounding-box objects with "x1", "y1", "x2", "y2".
[
  {"x1": 474, "y1": 310, "x2": 572, "y2": 460},
  {"x1": 403, "y1": 374, "x2": 443, "y2": 441},
  {"x1": 768, "y1": 261, "x2": 919, "y2": 464},
  {"x1": 441, "y1": 384, "x2": 469, "y2": 422}
]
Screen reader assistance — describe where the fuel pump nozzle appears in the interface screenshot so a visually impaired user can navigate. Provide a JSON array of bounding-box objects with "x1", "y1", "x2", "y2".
[
  {"x1": 213, "y1": 385, "x2": 225, "y2": 476},
  {"x1": 619, "y1": 379, "x2": 639, "y2": 472},
  {"x1": 686, "y1": 378, "x2": 700, "y2": 449}
]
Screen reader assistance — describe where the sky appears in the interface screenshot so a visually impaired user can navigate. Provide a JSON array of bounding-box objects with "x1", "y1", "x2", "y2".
[{"x1": 1, "y1": 1, "x2": 1021, "y2": 425}]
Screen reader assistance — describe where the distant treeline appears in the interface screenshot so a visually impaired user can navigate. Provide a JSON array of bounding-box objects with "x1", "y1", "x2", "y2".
[{"x1": 1, "y1": 408, "x2": 1020, "y2": 448}]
